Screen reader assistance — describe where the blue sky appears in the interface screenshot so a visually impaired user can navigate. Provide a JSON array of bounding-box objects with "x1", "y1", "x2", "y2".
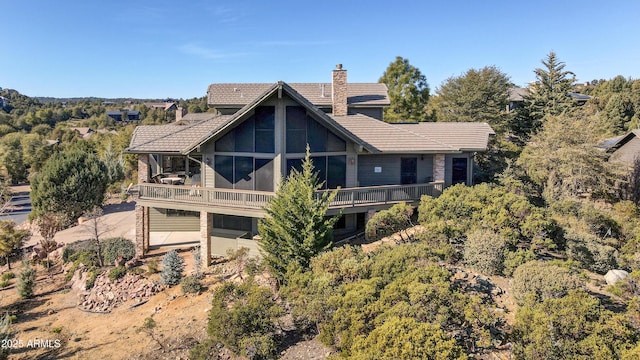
[{"x1": 2, "y1": 0, "x2": 640, "y2": 99}]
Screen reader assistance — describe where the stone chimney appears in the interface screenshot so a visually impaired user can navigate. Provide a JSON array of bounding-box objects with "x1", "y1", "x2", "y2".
[
  {"x1": 176, "y1": 106, "x2": 186, "y2": 121},
  {"x1": 332, "y1": 64, "x2": 348, "y2": 116}
]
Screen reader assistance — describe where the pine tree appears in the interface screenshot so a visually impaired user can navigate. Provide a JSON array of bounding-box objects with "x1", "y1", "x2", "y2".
[
  {"x1": 16, "y1": 262, "x2": 36, "y2": 299},
  {"x1": 526, "y1": 51, "x2": 577, "y2": 126},
  {"x1": 379, "y1": 56, "x2": 430, "y2": 123},
  {"x1": 258, "y1": 149, "x2": 341, "y2": 282},
  {"x1": 160, "y1": 249, "x2": 184, "y2": 286}
]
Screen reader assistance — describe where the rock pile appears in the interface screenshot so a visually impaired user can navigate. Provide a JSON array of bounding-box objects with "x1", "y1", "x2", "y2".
[{"x1": 77, "y1": 273, "x2": 164, "y2": 313}]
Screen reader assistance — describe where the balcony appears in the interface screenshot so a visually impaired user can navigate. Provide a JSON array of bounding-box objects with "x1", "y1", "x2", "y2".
[{"x1": 135, "y1": 182, "x2": 443, "y2": 214}]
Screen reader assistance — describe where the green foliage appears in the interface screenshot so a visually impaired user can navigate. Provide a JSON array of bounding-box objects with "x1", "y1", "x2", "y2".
[
  {"x1": 285, "y1": 243, "x2": 500, "y2": 357},
  {"x1": 0, "y1": 220, "x2": 30, "y2": 270},
  {"x1": 511, "y1": 261, "x2": 582, "y2": 305},
  {"x1": 16, "y1": 262, "x2": 36, "y2": 299},
  {"x1": 100, "y1": 237, "x2": 136, "y2": 265},
  {"x1": 31, "y1": 147, "x2": 108, "y2": 221},
  {"x1": 0, "y1": 312, "x2": 14, "y2": 360},
  {"x1": 207, "y1": 281, "x2": 283, "y2": 359},
  {"x1": 418, "y1": 183, "x2": 559, "y2": 250},
  {"x1": 258, "y1": 149, "x2": 340, "y2": 282},
  {"x1": 108, "y1": 266, "x2": 127, "y2": 282},
  {"x1": 62, "y1": 239, "x2": 98, "y2": 263},
  {"x1": 565, "y1": 230, "x2": 618, "y2": 274},
  {"x1": 365, "y1": 202, "x2": 414, "y2": 241},
  {"x1": 434, "y1": 65, "x2": 512, "y2": 133},
  {"x1": 160, "y1": 249, "x2": 184, "y2": 286},
  {"x1": 379, "y1": 56, "x2": 430, "y2": 122},
  {"x1": 503, "y1": 248, "x2": 536, "y2": 276},
  {"x1": 351, "y1": 317, "x2": 466, "y2": 360},
  {"x1": 517, "y1": 111, "x2": 620, "y2": 202},
  {"x1": 514, "y1": 290, "x2": 639, "y2": 360},
  {"x1": 146, "y1": 259, "x2": 159, "y2": 274},
  {"x1": 181, "y1": 275, "x2": 202, "y2": 294},
  {"x1": 526, "y1": 51, "x2": 578, "y2": 122},
  {"x1": 1, "y1": 272, "x2": 15, "y2": 281},
  {"x1": 463, "y1": 229, "x2": 507, "y2": 275}
]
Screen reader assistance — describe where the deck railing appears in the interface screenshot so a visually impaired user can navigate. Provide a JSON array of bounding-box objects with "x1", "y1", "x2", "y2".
[{"x1": 136, "y1": 182, "x2": 443, "y2": 210}]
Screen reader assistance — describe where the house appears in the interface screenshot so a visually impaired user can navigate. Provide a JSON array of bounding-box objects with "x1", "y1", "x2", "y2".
[
  {"x1": 106, "y1": 110, "x2": 141, "y2": 121},
  {"x1": 507, "y1": 87, "x2": 591, "y2": 112},
  {"x1": 604, "y1": 130, "x2": 640, "y2": 167},
  {"x1": 143, "y1": 102, "x2": 178, "y2": 111},
  {"x1": 127, "y1": 65, "x2": 495, "y2": 265}
]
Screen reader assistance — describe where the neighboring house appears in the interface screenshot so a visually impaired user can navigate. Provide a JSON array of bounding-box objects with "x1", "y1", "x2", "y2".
[
  {"x1": 127, "y1": 65, "x2": 495, "y2": 265},
  {"x1": 70, "y1": 127, "x2": 94, "y2": 139},
  {"x1": 507, "y1": 87, "x2": 591, "y2": 112},
  {"x1": 143, "y1": 102, "x2": 177, "y2": 111},
  {"x1": 604, "y1": 130, "x2": 640, "y2": 167},
  {"x1": 107, "y1": 110, "x2": 141, "y2": 121}
]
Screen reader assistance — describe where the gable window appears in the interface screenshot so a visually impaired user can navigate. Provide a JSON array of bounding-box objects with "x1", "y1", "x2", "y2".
[
  {"x1": 286, "y1": 155, "x2": 346, "y2": 189},
  {"x1": 215, "y1": 155, "x2": 274, "y2": 191},
  {"x1": 215, "y1": 106, "x2": 275, "y2": 153},
  {"x1": 286, "y1": 106, "x2": 346, "y2": 153}
]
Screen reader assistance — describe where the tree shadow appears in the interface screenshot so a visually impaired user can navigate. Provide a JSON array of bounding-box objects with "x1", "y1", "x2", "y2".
[
  {"x1": 585, "y1": 288, "x2": 628, "y2": 313},
  {"x1": 102, "y1": 202, "x2": 136, "y2": 215}
]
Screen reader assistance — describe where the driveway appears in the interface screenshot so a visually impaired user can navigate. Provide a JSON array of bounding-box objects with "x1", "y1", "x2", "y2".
[{"x1": 0, "y1": 185, "x2": 32, "y2": 224}]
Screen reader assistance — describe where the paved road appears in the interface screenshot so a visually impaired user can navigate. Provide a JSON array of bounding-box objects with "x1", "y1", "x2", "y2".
[{"x1": 0, "y1": 189, "x2": 31, "y2": 224}]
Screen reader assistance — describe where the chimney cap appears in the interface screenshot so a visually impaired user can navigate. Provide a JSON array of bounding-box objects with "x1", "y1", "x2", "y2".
[{"x1": 335, "y1": 64, "x2": 343, "y2": 70}]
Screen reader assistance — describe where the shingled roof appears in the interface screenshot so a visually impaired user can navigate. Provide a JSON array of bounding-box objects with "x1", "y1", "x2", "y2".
[
  {"x1": 207, "y1": 83, "x2": 389, "y2": 108},
  {"x1": 394, "y1": 122, "x2": 495, "y2": 151}
]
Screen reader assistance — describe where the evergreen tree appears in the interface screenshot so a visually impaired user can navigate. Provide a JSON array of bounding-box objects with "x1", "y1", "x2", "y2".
[
  {"x1": 160, "y1": 249, "x2": 184, "y2": 286},
  {"x1": 0, "y1": 220, "x2": 30, "y2": 270},
  {"x1": 30, "y1": 146, "x2": 108, "y2": 222},
  {"x1": 434, "y1": 66, "x2": 512, "y2": 133},
  {"x1": 379, "y1": 56, "x2": 430, "y2": 123},
  {"x1": 258, "y1": 149, "x2": 340, "y2": 282},
  {"x1": 525, "y1": 51, "x2": 577, "y2": 128},
  {"x1": 16, "y1": 262, "x2": 36, "y2": 299}
]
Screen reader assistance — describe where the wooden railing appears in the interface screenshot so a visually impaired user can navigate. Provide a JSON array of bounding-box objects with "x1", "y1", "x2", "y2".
[{"x1": 136, "y1": 182, "x2": 443, "y2": 210}]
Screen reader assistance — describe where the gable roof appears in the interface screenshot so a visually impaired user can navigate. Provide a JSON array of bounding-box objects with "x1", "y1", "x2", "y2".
[
  {"x1": 394, "y1": 122, "x2": 495, "y2": 151},
  {"x1": 603, "y1": 130, "x2": 640, "y2": 153},
  {"x1": 208, "y1": 83, "x2": 389, "y2": 108},
  {"x1": 184, "y1": 81, "x2": 377, "y2": 154}
]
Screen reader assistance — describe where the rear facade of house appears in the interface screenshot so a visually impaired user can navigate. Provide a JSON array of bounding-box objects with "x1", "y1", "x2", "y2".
[{"x1": 127, "y1": 65, "x2": 494, "y2": 265}]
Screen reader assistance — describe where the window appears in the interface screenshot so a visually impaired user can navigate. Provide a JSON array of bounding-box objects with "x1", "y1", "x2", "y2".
[
  {"x1": 401, "y1": 157, "x2": 417, "y2": 185},
  {"x1": 452, "y1": 158, "x2": 468, "y2": 184},
  {"x1": 215, "y1": 155, "x2": 274, "y2": 191},
  {"x1": 215, "y1": 106, "x2": 275, "y2": 153},
  {"x1": 286, "y1": 106, "x2": 346, "y2": 153},
  {"x1": 286, "y1": 155, "x2": 345, "y2": 189}
]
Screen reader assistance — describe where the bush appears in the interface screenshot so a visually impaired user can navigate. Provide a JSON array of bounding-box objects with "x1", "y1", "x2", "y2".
[
  {"x1": 62, "y1": 239, "x2": 98, "y2": 263},
  {"x1": 365, "y1": 202, "x2": 414, "y2": 241},
  {"x1": 463, "y1": 229, "x2": 507, "y2": 275},
  {"x1": 181, "y1": 275, "x2": 202, "y2": 294},
  {"x1": 511, "y1": 260, "x2": 582, "y2": 305},
  {"x1": 503, "y1": 248, "x2": 536, "y2": 276},
  {"x1": 1, "y1": 272, "x2": 15, "y2": 281},
  {"x1": 146, "y1": 259, "x2": 159, "y2": 274},
  {"x1": 160, "y1": 250, "x2": 184, "y2": 286},
  {"x1": 108, "y1": 266, "x2": 127, "y2": 282},
  {"x1": 101, "y1": 237, "x2": 136, "y2": 265},
  {"x1": 207, "y1": 281, "x2": 283, "y2": 358},
  {"x1": 565, "y1": 231, "x2": 618, "y2": 274},
  {"x1": 16, "y1": 262, "x2": 36, "y2": 299}
]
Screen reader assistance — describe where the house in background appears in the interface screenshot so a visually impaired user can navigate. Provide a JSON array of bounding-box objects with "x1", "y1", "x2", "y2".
[
  {"x1": 604, "y1": 130, "x2": 640, "y2": 167},
  {"x1": 507, "y1": 87, "x2": 591, "y2": 112},
  {"x1": 127, "y1": 65, "x2": 495, "y2": 265},
  {"x1": 107, "y1": 110, "x2": 141, "y2": 122}
]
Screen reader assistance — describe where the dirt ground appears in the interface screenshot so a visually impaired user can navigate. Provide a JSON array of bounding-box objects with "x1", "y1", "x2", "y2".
[{"x1": 0, "y1": 250, "x2": 214, "y2": 360}]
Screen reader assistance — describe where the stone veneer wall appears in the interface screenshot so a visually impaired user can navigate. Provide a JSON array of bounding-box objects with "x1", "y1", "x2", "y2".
[
  {"x1": 433, "y1": 154, "x2": 445, "y2": 182},
  {"x1": 138, "y1": 154, "x2": 149, "y2": 183},
  {"x1": 200, "y1": 211, "x2": 213, "y2": 267},
  {"x1": 332, "y1": 65, "x2": 348, "y2": 116}
]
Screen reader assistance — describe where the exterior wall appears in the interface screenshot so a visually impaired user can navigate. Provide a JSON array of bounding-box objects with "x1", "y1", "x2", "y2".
[
  {"x1": 138, "y1": 154, "x2": 150, "y2": 183},
  {"x1": 351, "y1": 107, "x2": 383, "y2": 120},
  {"x1": 445, "y1": 152, "x2": 473, "y2": 187},
  {"x1": 611, "y1": 137, "x2": 640, "y2": 167},
  {"x1": 148, "y1": 207, "x2": 200, "y2": 232},
  {"x1": 357, "y1": 154, "x2": 433, "y2": 186}
]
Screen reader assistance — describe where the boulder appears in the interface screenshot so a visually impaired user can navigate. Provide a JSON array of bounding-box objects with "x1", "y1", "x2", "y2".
[{"x1": 604, "y1": 269, "x2": 629, "y2": 286}]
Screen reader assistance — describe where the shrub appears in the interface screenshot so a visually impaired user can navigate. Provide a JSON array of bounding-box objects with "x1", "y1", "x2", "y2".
[
  {"x1": 365, "y1": 202, "x2": 414, "y2": 241},
  {"x1": 503, "y1": 248, "x2": 536, "y2": 276},
  {"x1": 181, "y1": 275, "x2": 202, "y2": 294},
  {"x1": 108, "y1": 266, "x2": 127, "y2": 282},
  {"x1": 1, "y1": 272, "x2": 15, "y2": 281},
  {"x1": 160, "y1": 250, "x2": 184, "y2": 286},
  {"x1": 101, "y1": 237, "x2": 136, "y2": 265},
  {"x1": 16, "y1": 262, "x2": 36, "y2": 299},
  {"x1": 463, "y1": 229, "x2": 507, "y2": 275},
  {"x1": 62, "y1": 239, "x2": 98, "y2": 263},
  {"x1": 0, "y1": 312, "x2": 14, "y2": 360},
  {"x1": 146, "y1": 259, "x2": 159, "y2": 274},
  {"x1": 565, "y1": 231, "x2": 618, "y2": 274},
  {"x1": 207, "y1": 281, "x2": 283, "y2": 358},
  {"x1": 511, "y1": 260, "x2": 582, "y2": 305}
]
